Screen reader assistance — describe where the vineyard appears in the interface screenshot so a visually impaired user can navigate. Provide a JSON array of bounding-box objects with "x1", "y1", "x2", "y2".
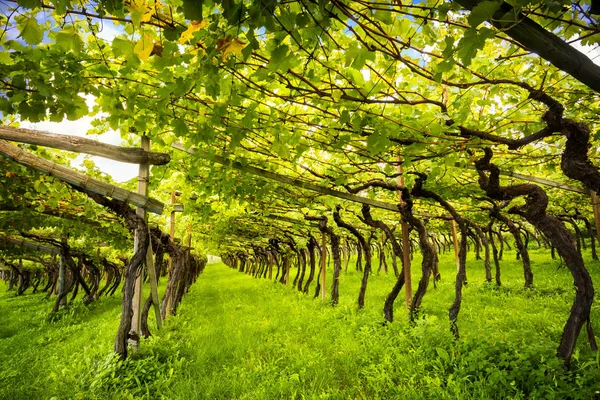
[{"x1": 1, "y1": 0, "x2": 600, "y2": 398}]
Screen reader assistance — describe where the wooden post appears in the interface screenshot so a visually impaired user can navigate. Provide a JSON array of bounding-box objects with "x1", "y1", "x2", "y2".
[
  {"x1": 130, "y1": 136, "x2": 150, "y2": 351},
  {"x1": 398, "y1": 162, "x2": 412, "y2": 308},
  {"x1": 58, "y1": 237, "x2": 68, "y2": 307},
  {"x1": 168, "y1": 191, "x2": 176, "y2": 275},
  {"x1": 58, "y1": 253, "x2": 66, "y2": 306},
  {"x1": 165, "y1": 191, "x2": 181, "y2": 318},
  {"x1": 170, "y1": 191, "x2": 176, "y2": 239},
  {"x1": 145, "y1": 232, "x2": 162, "y2": 330},
  {"x1": 591, "y1": 191, "x2": 600, "y2": 247},
  {"x1": 285, "y1": 257, "x2": 290, "y2": 286},
  {"x1": 451, "y1": 219, "x2": 460, "y2": 272},
  {"x1": 268, "y1": 253, "x2": 273, "y2": 280},
  {"x1": 17, "y1": 258, "x2": 23, "y2": 291},
  {"x1": 187, "y1": 224, "x2": 192, "y2": 249},
  {"x1": 321, "y1": 231, "x2": 327, "y2": 300}
]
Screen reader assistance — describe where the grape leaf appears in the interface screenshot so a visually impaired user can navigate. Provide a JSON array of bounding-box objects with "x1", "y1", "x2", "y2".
[
  {"x1": 456, "y1": 28, "x2": 495, "y2": 65},
  {"x1": 467, "y1": 1, "x2": 500, "y2": 28},
  {"x1": 216, "y1": 36, "x2": 246, "y2": 61},
  {"x1": 65, "y1": 96, "x2": 89, "y2": 120},
  {"x1": 179, "y1": 20, "x2": 208, "y2": 44},
  {"x1": 267, "y1": 44, "x2": 289, "y2": 71},
  {"x1": 173, "y1": 119, "x2": 189, "y2": 136},
  {"x1": 129, "y1": 0, "x2": 153, "y2": 27},
  {"x1": 55, "y1": 27, "x2": 84, "y2": 55},
  {"x1": 182, "y1": 0, "x2": 204, "y2": 21},
  {"x1": 134, "y1": 33, "x2": 154, "y2": 62},
  {"x1": 17, "y1": 16, "x2": 43, "y2": 45},
  {"x1": 0, "y1": 52, "x2": 15, "y2": 65},
  {"x1": 112, "y1": 37, "x2": 134, "y2": 58}
]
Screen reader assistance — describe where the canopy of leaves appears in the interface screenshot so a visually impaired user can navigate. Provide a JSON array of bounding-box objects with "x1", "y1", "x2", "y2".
[{"x1": 1, "y1": 0, "x2": 599, "y2": 254}]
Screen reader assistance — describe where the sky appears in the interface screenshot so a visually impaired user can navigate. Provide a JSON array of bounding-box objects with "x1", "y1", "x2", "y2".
[{"x1": 19, "y1": 95, "x2": 139, "y2": 184}]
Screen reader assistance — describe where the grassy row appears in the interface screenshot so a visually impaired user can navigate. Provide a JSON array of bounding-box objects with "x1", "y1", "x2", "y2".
[{"x1": 1, "y1": 249, "x2": 600, "y2": 399}]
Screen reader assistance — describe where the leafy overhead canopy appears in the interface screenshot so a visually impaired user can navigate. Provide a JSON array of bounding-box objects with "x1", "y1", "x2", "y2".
[{"x1": 0, "y1": 0, "x2": 599, "y2": 253}]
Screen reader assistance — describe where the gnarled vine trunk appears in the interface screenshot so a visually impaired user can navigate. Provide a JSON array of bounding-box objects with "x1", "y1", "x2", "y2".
[{"x1": 476, "y1": 148, "x2": 597, "y2": 364}]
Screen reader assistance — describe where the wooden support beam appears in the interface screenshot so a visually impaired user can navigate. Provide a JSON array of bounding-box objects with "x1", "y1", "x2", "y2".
[
  {"x1": 0, "y1": 139, "x2": 164, "y2": 214},
  {"x1": 265, "y1": 214, "x2": 319, "y2": 228},
  {"x1": 501, "y1": 170, "x2": 588, "y2": 194},
  {"x1": 172, "y1": 143, "x2": 401, "y2": 213},
  {"x1": 0, "y1": 234, "x2": 60, "y2": 254},
  {"x1": 0, "y1": 126, "x2": 170, "y2": 165},
  {"x1": 464, "y1": 165, "x2": 587, "y2": 194},
  {"x1": 454, "y1": 0, "x2": 600, "y2": 93}
]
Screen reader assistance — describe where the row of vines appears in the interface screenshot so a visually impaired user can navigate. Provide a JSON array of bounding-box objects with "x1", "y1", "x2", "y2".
[{"x1": 1, "y1": 0, "x2": 600, "y2": 367}]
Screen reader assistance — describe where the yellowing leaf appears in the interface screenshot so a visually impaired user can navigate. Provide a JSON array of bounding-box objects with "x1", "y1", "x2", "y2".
[
  {"x1": 216, "y1": 35, "x2": 246, "y2": 61},
  {"x1": 179, "y1": 20, "x2": 208, "y2": 44},
  {"x1": 134, "y1": 33, "x2": 154, "y2": 62},
  {"x1": 130, "y1": 0, "x2": 154, "y2": 27}
]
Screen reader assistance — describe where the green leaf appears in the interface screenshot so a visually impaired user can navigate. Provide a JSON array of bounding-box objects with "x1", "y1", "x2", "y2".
[
  {"x1": 53, "y1": 0, "x2": 71, "y2": 14},
  {"x1": 182, "y1": 0, "x2": 204, "y2": 21},
  {"x1": 16, "y1": 0, "x2": 42, "y2": 9},
  {"x1": 17, "y1": 16, "x2": 44, "y2": 45},
  {"x1": 296, "y1": 12, "x2": 310, "y2": 28},
  {"x1": 222, "y1": 0, "x2": 244, "y2": 25},
  {"x1": 18, "y1": 100, "x2": 46, "y2": 121},
  {"x1": 346, "y1": 68, "x2": 365, "y2": 86},
  {"x1": 455, "y1": 28, "x2": 495, "y2": 66},
  {"x1": 441, "y1": 36, "x2": 455, "y2": 59},
  {"x1": 65, "y1": 96, "x2": 89, "y2": 120},
  {"x1": 268, "y1": 44, "x2": 289, "y2": 72},
  {"x1": 173, "y1": 119, "x2": 189, "y2": 136},
  {"x1": 0, "y1": 52, "x2": 15, "y2": 65},
  {"x1": 467, "y1": 1, "x2": 500, "y2": 28},
  {"x1": 112, "y1": 37, "x2": 134, "y2": 58},
  {"x1": 34, "y1": 180, "x2": 48, "y2": 194},
  {"x1": 339, "y1": 110, "x2": 350, "y2": 125},
  {"x1": 271, "y1": 129, "x2": 291, "y2": 159},
  {"x1": 55, "y1": 27, "x2": 84, "y2": 55},
  {"x1": 228, "y1": 128, "x2": 246, "y2": 150},
  {"x1": 345, "y1": 42, "x2": 375, "y2": 69},
  {"x1": 435, "y1": 59, "x2": 455, "y2": 74},
  {"x1": 436, "y1": 3, "x2": 451, "y2": 20},
  {"x1": 436, "y1": 347, "x2": 450, "y2": 362},
  {"x1": 163, "y1": 26, "x2": 181, "y2": 41},
  {"x1": 366, "y1": 132, "x2": 391, "y2": 155}
]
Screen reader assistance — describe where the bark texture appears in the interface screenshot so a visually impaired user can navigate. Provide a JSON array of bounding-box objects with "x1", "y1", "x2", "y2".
[
  {"x1": 476, "y1": 148, "x2": 597, "y2": 365},
  {"x1": 333, "y1": 205, "x2": 371, "y2": 309}
]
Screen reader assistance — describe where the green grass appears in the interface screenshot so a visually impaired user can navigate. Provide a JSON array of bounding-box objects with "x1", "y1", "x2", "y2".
[{"x1": 1, "y1": 249, "x2": 600, "y2": 399}]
